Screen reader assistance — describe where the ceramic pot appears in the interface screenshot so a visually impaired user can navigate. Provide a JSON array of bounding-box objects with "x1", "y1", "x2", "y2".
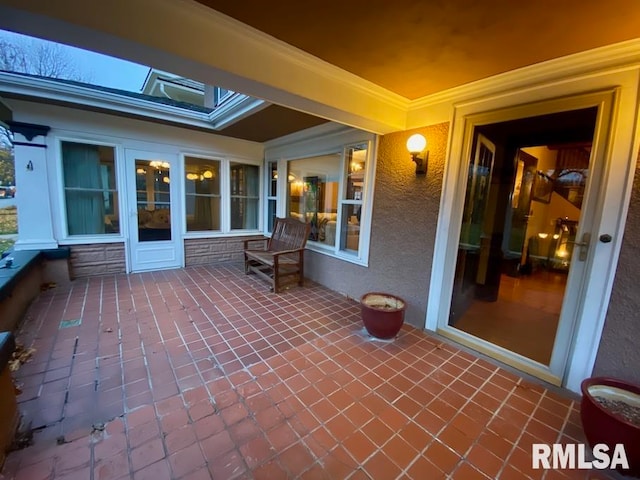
[
  {"x1": 580, "y1": 376, "x2": 640, "y2": 477},
  {"x1": 360, "y1": 292, "x2": 406, "y2": 340}
]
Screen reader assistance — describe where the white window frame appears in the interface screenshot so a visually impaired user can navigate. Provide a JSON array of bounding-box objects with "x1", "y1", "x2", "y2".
[
  {"x1": 182, "y1": 154, "x2": 262, "y2": 237},
  {"x1": 54, "y1": 136, "x2": 125, "y2": 244},
  {"x1": 182, "y1": 153, "x2": 223, "y2": 235},
  {"x1": 266, "y1": 126, "x2": 376, "y2": 267},
  {"x1": 264, "y1": 160, "x2": 278, "y2": 234}
]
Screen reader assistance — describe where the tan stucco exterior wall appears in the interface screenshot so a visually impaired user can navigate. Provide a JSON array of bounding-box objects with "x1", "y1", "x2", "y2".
[
  {"x1": 305, "y1": 122, "x2": 449, "y2": 327},
  {"x1": 593, "y1": 148, "x2": 640, "y2": 384}
]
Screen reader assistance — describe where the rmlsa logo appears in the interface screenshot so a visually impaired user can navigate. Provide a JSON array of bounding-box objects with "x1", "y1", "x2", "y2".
[{"x1": 532, "y1": 443, "x2": 629, "y2": 470}]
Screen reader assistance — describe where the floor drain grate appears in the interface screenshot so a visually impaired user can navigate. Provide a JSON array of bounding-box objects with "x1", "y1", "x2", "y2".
[{"x1": 59, "y1": 319, "x2": 82, "y2": 329}]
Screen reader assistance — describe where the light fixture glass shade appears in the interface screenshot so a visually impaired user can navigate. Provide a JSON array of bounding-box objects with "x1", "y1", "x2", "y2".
[
  {"x1": 186, "y1": 173, "x2": 198, "y2": 181},
  {"x1": 406, "y1": 134, "x2": 427, "y2": 153},
  {"x1": 203, "y1": 170, "x2": 213, "y2": 179}
]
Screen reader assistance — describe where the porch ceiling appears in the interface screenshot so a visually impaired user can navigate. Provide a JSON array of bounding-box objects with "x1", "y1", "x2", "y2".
[
  {"x1": 198, "y1": 0, "x2": 640, "y2": 100},
  {"x1": 0, "y1": 0, "x2": 638, "y2": 141}
]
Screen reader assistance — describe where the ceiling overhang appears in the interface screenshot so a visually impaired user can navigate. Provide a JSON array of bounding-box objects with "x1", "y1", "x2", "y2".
[
  {"x1": 0, "y1": 0, "x2": 408, "y2": 134},
  {"x1": 1, "y1": 0, "x2": 639, "y2": 137}
]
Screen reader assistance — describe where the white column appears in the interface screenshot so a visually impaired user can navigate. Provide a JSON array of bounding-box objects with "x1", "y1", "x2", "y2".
[{"x1": 10, "y1": 122, "x2": 58, "y2": 250}]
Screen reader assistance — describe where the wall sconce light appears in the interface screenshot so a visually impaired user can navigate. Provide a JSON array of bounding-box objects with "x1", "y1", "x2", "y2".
[
  {"x1": 406, "y1": 134, "x2": 428, "y2": 176},
  {"x1": 26, "y1": 160, "x2": 34, "y2": 171}
]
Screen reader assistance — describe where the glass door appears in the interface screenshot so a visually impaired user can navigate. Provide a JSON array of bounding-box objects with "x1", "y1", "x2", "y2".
[
  {"x1": 444, "y1": 106, "x2": 601, "y2": 384},
  {"x1": 126, "y1": 150, "x2": 182, "y2": 272}
]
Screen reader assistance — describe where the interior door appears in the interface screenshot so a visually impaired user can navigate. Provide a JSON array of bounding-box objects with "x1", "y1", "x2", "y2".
[
  {"x1": 440, "y1": 104, "x2": 606, "y2": 385},
  {"x1": 126, "y1": 149, "x2": 182, "y2": 272}
]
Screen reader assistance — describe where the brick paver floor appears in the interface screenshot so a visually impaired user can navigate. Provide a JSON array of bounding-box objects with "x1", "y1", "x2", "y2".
[{"x1": 0, "y1": 264, "x2": 617, "y2": 479}]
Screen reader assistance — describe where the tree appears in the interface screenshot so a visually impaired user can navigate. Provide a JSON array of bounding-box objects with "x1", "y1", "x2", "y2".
[
  {"x1": 0, "y1": 127, "x2": 13, "y2": 186},
  {"x1": 0, "y1": 33, "x2": 90, "y2": 82}
]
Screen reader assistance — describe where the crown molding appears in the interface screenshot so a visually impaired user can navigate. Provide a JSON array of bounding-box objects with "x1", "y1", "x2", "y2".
[{"x1": 407, "y1": 39, "x2": 640, "y2": 127}]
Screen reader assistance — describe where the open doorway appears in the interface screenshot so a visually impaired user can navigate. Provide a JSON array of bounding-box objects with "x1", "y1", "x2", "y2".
[{"x1": 448, "y1": 107, "x2": 598, "y2": 367}]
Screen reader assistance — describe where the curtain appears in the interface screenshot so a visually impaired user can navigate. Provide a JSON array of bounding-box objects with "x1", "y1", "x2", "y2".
[
  {"x1": 194, "y1": 195, "x2": 212, "y2": 230},
  {"x1": 62, "y1": 142, "x2": 105, "y2": 235}
]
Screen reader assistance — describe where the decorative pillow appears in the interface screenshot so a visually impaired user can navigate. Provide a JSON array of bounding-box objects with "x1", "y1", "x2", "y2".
[{"x1": 318, "y1": 217, "x2": 329, "y2": 242}]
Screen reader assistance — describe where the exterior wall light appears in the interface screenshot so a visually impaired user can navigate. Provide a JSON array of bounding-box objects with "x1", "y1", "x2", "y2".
[{"x1": 406, "y1": 133, "x2": 428, "y2": 176}]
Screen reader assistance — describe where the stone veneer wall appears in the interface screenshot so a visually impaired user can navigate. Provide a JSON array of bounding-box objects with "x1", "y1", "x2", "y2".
[
  {"x1": 69, "y1": 243, "x2": 126, "y2": 278},
  {"x1": 184, "y1": 236, "x2": 263, "y2": 266}
]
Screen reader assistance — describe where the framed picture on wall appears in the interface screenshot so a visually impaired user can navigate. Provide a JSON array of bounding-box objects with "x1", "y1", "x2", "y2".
[{"x1": 532, "y1": 171, "x2": 554, "y2": 204}]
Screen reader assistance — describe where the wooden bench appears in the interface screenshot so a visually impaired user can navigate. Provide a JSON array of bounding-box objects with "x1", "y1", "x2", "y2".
[{"x1": 244, "y1": 217, "x2": 311, "y2": 293}]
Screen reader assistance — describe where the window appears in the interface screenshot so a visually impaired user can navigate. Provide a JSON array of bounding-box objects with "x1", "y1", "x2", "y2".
[
  {"x1": 214, "y1": 87, "x2": 234, "y2": 106},
  {"x1": 61, "y1": 141, "x2": 118, "y2": 236},
  {"x1": 340, "y1": 143, "x2": 367, "y2": 252},
  {"x1": 286, "y1": 143, "x2": 368, "y2": 255},
  {"x1": 266, "y1": 161, "x2": 278, "y2": 233},
  {"x1": 230, "y1": 162, "x2": 259, "y2": 230},
  {"x1": 185, "y1": 156, "x2": 221, "y2": 231}
]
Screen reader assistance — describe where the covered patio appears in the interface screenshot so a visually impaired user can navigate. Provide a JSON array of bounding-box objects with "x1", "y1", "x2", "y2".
[{"x1": 1, "y1": 263, "x2": 605, "y2": 479}]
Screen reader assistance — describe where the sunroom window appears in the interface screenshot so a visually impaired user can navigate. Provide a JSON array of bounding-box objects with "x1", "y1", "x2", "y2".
[
  {"x1": 61, "y1": 141, "x2": 118, "y2": 236},
  {"x1": 266, "y1": 161, "x2": 278, "y2": 233},
  {"x1": 340, "y1": 144, "x2": 367, "y2": 252},
  {"x1": 286, "y1": 142, "x2": 368, "y2": 255},
  {"x1": 185, "y1": 156, "x2": 221, "y2": 231},
  {"x1": 230, "y1": 162, "x2": 259, "y2": 230}
]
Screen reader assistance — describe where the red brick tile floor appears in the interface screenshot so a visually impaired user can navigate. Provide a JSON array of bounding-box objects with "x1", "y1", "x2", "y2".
[{"x1": 0, "y1": 264, "x2": 619, "y2": 479}]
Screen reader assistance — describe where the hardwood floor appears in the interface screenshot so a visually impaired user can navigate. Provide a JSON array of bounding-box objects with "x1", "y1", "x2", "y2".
[{"x1": 452, "y1": 270, "x2": 567, "y2": 365}]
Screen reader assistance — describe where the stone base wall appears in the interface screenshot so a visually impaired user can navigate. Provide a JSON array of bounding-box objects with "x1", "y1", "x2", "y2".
[
  {"x1": 67, "y1": 238, "x2": 265, "y2": 277},
  {"x1": 185, "y1": 236, "x2": 263, "y2": 266},
  {"x1": 69, "y1": 243, "x2": 126, "y2": 278}
]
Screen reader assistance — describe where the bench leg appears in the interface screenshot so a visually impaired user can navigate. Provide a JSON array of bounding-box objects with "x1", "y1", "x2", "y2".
[
  {"x1": 272, "y1": 258, "x2": 279, "y2": 293},
  {"x1": 298, "y1": 251, "x2": 305, "y2": 287}
]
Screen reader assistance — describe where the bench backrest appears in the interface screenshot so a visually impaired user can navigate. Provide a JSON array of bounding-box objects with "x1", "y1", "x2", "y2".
[{"x1": 268, "y1": 217, "x2": 311, "y2": 252}]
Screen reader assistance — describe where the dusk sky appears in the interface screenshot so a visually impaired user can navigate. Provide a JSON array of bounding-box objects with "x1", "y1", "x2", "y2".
[{"x1": 0, "y1": 29, "x2": 151, "y2": 92}]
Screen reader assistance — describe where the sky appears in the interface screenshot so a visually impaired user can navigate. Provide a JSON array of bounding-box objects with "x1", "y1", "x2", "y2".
[{"x1": 0, "y1": 29, "x2": 151, "y2": 92}]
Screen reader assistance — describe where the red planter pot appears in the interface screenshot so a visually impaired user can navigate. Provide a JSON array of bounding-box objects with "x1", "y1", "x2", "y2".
[
  {"x1": 580, "y1": 377, "x2": 640, "y2": 477},
  {"x1": 360, "y1": 292, "x2": 406, "y2": 340}
]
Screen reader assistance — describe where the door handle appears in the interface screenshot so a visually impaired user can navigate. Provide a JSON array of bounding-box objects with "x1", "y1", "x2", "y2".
[{"x1": 567, "y1": 233, "x2": 590, "y2": 262}]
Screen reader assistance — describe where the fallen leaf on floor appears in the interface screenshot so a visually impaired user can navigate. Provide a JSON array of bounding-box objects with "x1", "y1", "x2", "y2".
[
  {"x1": 39, "y1": 282, "x2": 57, "y2": 291},
  {"x1": 9, "y1": 343, "x2": 36, "y2": 372}
]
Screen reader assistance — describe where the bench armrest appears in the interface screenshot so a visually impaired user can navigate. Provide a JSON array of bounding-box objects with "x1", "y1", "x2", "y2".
[{"x1": 272, "y1": 248, "x2": 306, "y2": 257}]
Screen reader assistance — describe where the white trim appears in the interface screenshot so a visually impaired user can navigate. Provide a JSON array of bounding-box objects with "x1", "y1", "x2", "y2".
[
  {"x1": 270, "y1": 130, "x2": 376, "y2": 267},
  {"x1": 53, "y1": 136, "x2": 124, "y2": 242},
  {"x1": 209, "y1": 96, "x2": 268, "y2": 129},
  {"x1": 2, "y1": 2, "x2": 639, "y2": 135},
  {"x1": 426, "y1": 67, "x2": 640, "y2": 393},
  {"x1": 408, "y1": 39, "x2": 640, "y2": 127},
  {"x1": 0, "y1": 71, "x2": 268, "y2": 133},
  {"x1": 0, "y1": 0, "x2": 408, "y2": 134}
]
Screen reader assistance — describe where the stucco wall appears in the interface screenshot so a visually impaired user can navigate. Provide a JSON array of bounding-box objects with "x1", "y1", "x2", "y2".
[
  {"x1": 306, "y1": 123, "x2": 449, "y2": 327},
  {"x1": 593, "y1": 148, "x2": 640, "y2": 384}
]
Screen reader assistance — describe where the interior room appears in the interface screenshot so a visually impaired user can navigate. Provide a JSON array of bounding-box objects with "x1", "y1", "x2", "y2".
[{"x1": 449, "y1": 108, "x2": 596, "y2": 365}]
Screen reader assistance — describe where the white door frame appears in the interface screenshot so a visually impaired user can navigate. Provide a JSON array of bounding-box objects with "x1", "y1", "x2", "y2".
[
  {"x1": 426, "y1": 67, "x2": 640, "y2": 392},
  {"x1": 125, "y1": 148, "x2": 184, "y2": 273}
]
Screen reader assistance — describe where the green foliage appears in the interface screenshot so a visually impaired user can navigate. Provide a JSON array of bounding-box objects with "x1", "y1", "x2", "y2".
[
  {"x1": 0, "y1": 238, "x2": 14, "y2": 255},
  {"x1": 0, "y1": 206, "x2": 17, "y2": 234},
  {"x1": 0, "y1": 146, "x2": 14, "y2": 186}
]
